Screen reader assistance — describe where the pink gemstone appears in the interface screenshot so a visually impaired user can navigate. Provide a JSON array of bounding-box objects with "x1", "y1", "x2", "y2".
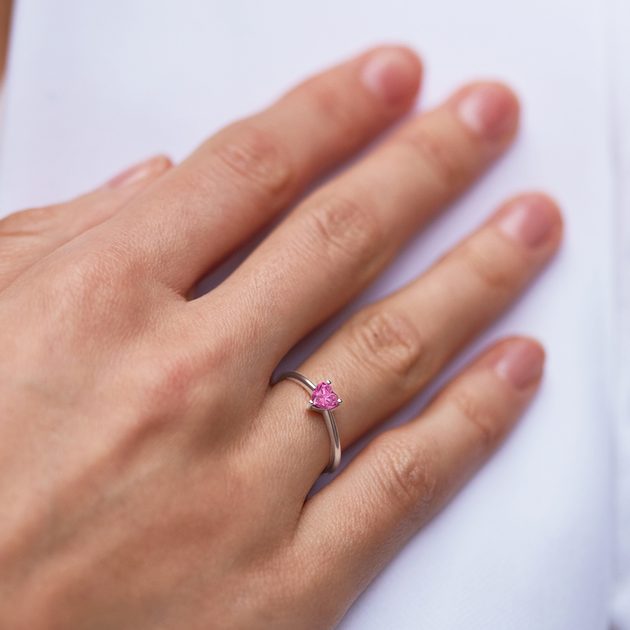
[{"x1": 311, "y1": 381, "x2": 341, "y2": 411}]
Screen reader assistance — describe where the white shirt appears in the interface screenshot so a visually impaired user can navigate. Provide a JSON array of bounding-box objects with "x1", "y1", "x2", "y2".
[{"x1": 0, "y1": 1, "x2": 621, "y2": 627}]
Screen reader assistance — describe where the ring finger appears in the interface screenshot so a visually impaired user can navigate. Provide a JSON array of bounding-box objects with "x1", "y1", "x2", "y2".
[{"x1": 265, "y1": 192, "x2": 562, "y2": 482}]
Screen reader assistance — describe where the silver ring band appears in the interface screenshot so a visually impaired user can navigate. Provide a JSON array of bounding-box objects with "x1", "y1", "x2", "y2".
[{"x1": 271, "y1": 370, "x2": 342, "y2": 473}]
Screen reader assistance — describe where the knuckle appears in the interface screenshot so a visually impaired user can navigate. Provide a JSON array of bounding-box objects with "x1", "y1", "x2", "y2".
[
  {"x1": 50, "y1": 248, "x2": 133, "y2": 298},
  {"x1": 39, "y1": 246, "x2": 150, "y2": 332},
  {"x1": 126, "y1": 314, "x2": 238, "y2": 431},
  {"x1": 347, "y1": 309, "x2": 426, "y2": 385},
  {"x1": 371, "y1": 432, "x2": 438, "y2": 518},
  {"x1": 298, "y1": 77, "x2": 362, "y2": 147},
  {"x1": 121, "y1": 341, "x2": 232, "y2": 437},
  {"x1": 463, "y1": 238, "x2": 514, "y2": 293},
  {"x1": 215, "y1": 121, "x2": 294, "y2": 199},
  {"x1": 45, "y1": 255, "x2": 105, "y2": 306},
  {"x1": 450, "y1": 388, "x2": 500, "y2": 449},
  {"x1": 402, "y1": 124, "x2": 464, "y2": 192},
  {"x1": 306, "y1": 194, "x2": 382, "y2": 266},
  {"x1": 135, "y1": 354, "x2": 200, "y2": 423}
]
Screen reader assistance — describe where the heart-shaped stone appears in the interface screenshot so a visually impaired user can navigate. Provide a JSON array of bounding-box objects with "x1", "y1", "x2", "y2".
[{"x1": 310, "y1": 381, "x2": 341, "y2": 411}]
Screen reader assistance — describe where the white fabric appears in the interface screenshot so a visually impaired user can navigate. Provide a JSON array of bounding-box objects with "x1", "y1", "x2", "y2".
[
  {"x1": 0, "y1": 1, "x2": 618, "y2": 628},
  {"x1": 611, "y1": 0, "x2": 630, "y2": 626}
]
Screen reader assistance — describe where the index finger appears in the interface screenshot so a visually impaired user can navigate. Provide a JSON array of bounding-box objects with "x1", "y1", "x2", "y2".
[{"x1": 99, "y1": 46, "x2": 422, "y2": 292}]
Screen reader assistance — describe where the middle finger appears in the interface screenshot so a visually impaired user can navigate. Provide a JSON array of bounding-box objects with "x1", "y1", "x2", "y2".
[{"x1": 206, "y1": 82, "x2": 520, "y2": 371}]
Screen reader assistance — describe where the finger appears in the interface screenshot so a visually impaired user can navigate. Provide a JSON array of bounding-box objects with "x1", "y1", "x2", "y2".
[
  {"x1": 295, "y1": 338, "x2": 544, "y2": 618},
  {"x1": 216, "y1": 81, "x2": 520, "y2": 370},
  {"x1": 99, "y1": 46, "x2": 422, "y2": 291},
  {"x1": 0, "y1": 155, "x2": 171, "y2": 290},
  {"x1": 268, "y1": 193, "x2": 561, "y2": 478}
]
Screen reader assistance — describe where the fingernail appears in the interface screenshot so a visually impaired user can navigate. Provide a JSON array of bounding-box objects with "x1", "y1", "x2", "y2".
[
  {"x1": 495, "y1": 194, "x2": 559, "y2": 248},
  {"x1": 493, "y1": 339, "x2": 545, "y2": 390},
  {"x1": 455, "y1": 83, "x2": 519, "y2": 141},
  {"x1": 361, "y1": 48, "x2": 421, "y2": 106},
  {"x1": 105, "y1": 155, "x2": 171, "y2": 189}
]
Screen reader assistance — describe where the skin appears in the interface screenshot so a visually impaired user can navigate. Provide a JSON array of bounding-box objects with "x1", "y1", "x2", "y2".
[
  {"x1": 0, "y1": 46, "x2": 562, "y2": 629},
  {"x1": 0, "y1": 0, "x2": 11, "y2": 82}
]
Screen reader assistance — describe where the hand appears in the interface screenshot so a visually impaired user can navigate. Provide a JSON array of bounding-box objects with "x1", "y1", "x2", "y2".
[{"x1": 0, "y1": 46, "x2": 562, "y2": 629}]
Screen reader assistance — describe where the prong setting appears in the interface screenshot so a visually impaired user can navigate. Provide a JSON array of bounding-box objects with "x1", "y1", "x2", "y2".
[
  {"x1": 271, "y1": 370, "x2": 342, "y2": 473},
  {"x1": 309, "y1": 380, "x2": 342, "y2": 411}
]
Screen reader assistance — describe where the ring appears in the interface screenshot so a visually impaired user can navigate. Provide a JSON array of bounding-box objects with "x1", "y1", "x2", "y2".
[{"x1": 271, "y1": 371, "x2": 342, "y2": 473}]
